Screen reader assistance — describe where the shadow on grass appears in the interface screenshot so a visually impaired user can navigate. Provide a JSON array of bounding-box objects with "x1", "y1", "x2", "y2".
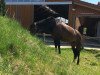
[
  {"x1": 95, "y1": 53, "x2": 100, "y2": 60},
  {"x1": 82, "y1": 49, "x2": 99, "y2": 54},
  {"x1": 82, "y1": 49, "x2": 100, "y2": 60},
  {"x1": 49, "y1": 47, "x2": 100, "y2": 60}
]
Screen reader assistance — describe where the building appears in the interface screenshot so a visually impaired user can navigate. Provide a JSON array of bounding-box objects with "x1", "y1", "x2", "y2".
[
  {"x1": 70, "y1": 1, "x2": 100, "y2": 37},
  {"x1": 5, "y1": 0, "x2": 100, "y2": 37},
  {"x1": 5, "y1": 0, "x2": 72, "y2": 28}
]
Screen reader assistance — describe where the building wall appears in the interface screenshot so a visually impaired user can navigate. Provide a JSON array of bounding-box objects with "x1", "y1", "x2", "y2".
[
  {"x1": 74, "y1": 5, "x2": 100, "y2": 16},
  {"x1": 6, "y1": 0, "x2": 100, "y2": 30},
  {"x1": 68, "y1": 4, "x2": 100, "y2": 27},
  {"x1": 6, "y1": 5, "x2": 34, "y2": 29},
  {"x1": 5, "y1": 0, "x2": 72, "y2": 29}
]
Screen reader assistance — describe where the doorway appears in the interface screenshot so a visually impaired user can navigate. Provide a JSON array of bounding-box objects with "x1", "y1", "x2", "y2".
[
  {"x1": 78, "y1": 17, "x2": 100, "y2": 37},
  {"x1": 34, "y1": 5, "x2": 69, "y2": 22}
]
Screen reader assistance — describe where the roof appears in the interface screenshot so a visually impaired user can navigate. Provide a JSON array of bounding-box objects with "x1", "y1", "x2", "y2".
[{"x1": 73, "y1": 1, "x2": 100, "y2": 12}]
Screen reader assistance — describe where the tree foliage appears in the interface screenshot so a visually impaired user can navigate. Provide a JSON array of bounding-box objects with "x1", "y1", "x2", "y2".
[{"x1": 0, "y1": 0, "x2": 5, "y2": 16}]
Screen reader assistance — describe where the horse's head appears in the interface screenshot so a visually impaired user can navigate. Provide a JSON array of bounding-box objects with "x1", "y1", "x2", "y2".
[
  {"x1": 29, "y1": 22, "x2": 37, "y2": 35},
  {"x1": 32, "y1": 17, "x2": 56, "y2": 34}
]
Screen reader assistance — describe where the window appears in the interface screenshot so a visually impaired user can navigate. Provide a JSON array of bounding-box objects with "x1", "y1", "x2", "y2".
[
  {"x1": 18, "y1": 0, "x2": 24, "y2": 2},
  {"x1": 31, "y1": 0, "x2": 45, "y2": 2},
  {"x1": 5, "y1": 0, "x2": 12, "y2": 2},
  {"x1": 5, "y1": 0, "x2": 45, "y2": 2},
  {"x1": 24, "y1": 0, "x2": 29, "y2": 2},
  {"x1": 12, "y1": 0, "x2": 18, "y2": 2}
]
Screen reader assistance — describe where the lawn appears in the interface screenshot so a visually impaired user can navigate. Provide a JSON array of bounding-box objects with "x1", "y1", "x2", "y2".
[
  {"x1": 44, "y1": 47, "x2": 100, "y2": 75},
  {"x1": 0, "y1": 16, "x2": 100, "y2": 75}
]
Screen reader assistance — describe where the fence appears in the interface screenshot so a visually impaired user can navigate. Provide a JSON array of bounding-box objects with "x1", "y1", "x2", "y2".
[{"x1": 36, "y1": 33, "x2": 100, "y2": 47}]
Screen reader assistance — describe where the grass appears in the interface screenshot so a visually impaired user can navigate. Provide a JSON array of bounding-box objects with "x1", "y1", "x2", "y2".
[{"x1": 0, "y1": 16, "x2": 100, "y2": 75}]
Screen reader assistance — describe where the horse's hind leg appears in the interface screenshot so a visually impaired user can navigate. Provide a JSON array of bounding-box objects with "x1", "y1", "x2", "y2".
[
  {"x1": 73, "y1": 47, "x2": 80, "y2": 65},
  {"x1": 76, "y1": 43, "x2": 81, "y2": 65},
  {"x1": 71, "y1": 42, "x2": 77, "y2": 62},
  {"x1": 77, "y1": 51, "x2": 80, "y2": 65},
  {"x1": 73, "y1": 49, "x2": 78, "y2": 63},
  {"x1": 74, "y1": 48, "x2": 80, "y2": 65}
]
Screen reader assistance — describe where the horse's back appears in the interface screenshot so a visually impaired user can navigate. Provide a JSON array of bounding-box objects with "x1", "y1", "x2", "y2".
[{"x1": 52, "y1": 22, "x2": 82, "y2": 42}]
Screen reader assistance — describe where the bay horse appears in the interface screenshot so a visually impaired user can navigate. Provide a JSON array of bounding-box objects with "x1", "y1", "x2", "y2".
[{"x1": 30, "y1": 17, "x2": 83, "y2": 65}]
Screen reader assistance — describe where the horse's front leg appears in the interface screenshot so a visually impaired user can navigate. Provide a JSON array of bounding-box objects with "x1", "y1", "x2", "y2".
[
  {"x1": 56, "y1": 40, "x2": 61, "y2": 54},
  {"x1": 54, "y1": 40, "x2": 61, "y2": 54},
  {"x1": 54, "y1": 40, "x2": 57, "y2": 52},
  {"x1": 58, "y1": 41, "x2": 61, "y2": 54},
  {"x1": 77, "y1": 51, "x2": 80, "y2": 65},
  {"x1": 76, "y1": 43, "x2": 82, "y2": 65}
]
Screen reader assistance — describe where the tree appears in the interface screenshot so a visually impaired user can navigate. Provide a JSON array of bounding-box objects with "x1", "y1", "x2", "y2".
[{"x1": 0, "y1": 0, "x2": 6, "y2": 16}]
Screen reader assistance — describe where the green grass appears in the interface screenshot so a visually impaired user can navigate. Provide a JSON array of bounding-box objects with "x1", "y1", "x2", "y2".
[{"x1": 0, "y1": 16, "x2": 100, "y2": 75}]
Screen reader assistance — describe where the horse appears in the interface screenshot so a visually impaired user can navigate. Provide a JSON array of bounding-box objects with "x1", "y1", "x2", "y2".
[{"x1": 30, "y1": 17, "x2": 84, "y2": 65}]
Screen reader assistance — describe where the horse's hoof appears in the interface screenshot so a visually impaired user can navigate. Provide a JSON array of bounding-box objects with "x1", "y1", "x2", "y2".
[
  {"x1": 77, "y1": 63, "x2": 79, "y2": 65},
  {"x1": 58, "y1": 52, "x2": 61, "y2": 54}
]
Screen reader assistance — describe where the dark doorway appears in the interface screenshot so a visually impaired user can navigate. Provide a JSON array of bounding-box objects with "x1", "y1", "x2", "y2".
[
  {"x1": 78, "y1": 17, "x2": 99, "y2": 37},
  {"x1": 34, "y1": 5, "x2": 69, "y2": 22},
  {"x1": 48, "y1": 5, "x2": 69, "y2": 19}
]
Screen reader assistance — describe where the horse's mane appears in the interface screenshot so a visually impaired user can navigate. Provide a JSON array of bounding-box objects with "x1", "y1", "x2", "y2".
[{"x1": 36, "y1": 17, "x2": 56, "y2": 25}]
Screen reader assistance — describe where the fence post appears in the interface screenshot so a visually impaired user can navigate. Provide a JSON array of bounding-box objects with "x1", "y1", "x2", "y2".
[{"x1": 43, "y1": 33, "x2": 46, "y2": 42}]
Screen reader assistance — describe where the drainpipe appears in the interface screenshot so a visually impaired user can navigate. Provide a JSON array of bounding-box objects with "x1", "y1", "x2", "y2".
[
  {"x1": 72, "y1": 2, "x2": 76, "y2": 29},
  {"x1": 72, "y1": 11, "x2": 76, "y2": 29}
]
